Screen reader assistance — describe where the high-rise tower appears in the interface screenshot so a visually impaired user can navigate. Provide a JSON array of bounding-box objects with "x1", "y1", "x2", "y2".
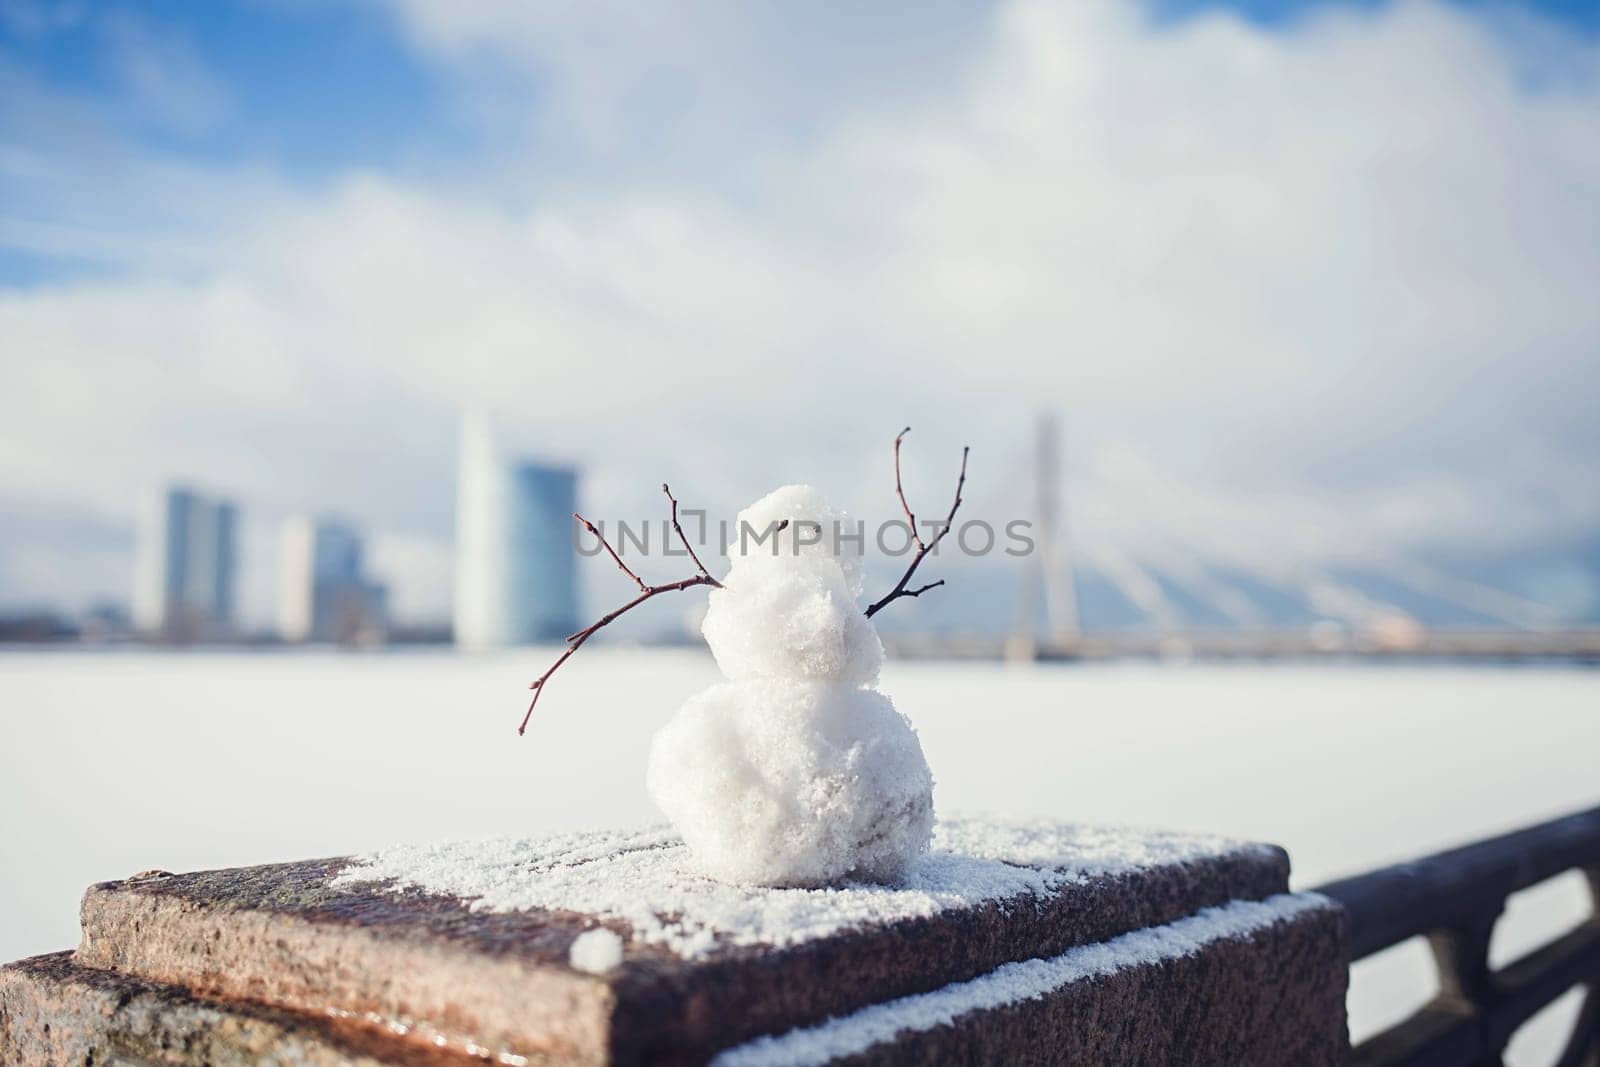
[
  {"x1": 133, "y1": 486, "x2": 238, "y2": 641},
  {"x1": 454, "y1": 416, "x2": 580, "y2": 648},
  {"x1": 277, "y1": 517, "x2": 387, "y2": 644}
]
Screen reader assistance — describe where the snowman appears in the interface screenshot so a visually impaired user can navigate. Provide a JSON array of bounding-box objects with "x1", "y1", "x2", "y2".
[{"x1": 645, "y1": 485, "x2": 936, "y2": 888}]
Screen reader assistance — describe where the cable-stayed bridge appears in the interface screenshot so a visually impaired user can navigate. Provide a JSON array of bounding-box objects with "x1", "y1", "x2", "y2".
[{"x1": 895, "y1": 412, "x2": 1598, "y2": 664}]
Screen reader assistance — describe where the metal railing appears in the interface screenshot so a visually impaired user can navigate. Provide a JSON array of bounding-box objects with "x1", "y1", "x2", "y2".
[{"x1": 1315, "y1": 805, "x2": 1600, "y2": 1066}]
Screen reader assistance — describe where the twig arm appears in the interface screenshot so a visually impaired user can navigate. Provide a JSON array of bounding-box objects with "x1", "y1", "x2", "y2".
[
  {"x1": 521, "y1": 574, "x2": 715, "y2": 734},
  {"x1": 521, "y1": 490, "x2": 722, "y2": 734},
  {"x1": 865, "y1": 443, "x2": 968, "y2": 619}
]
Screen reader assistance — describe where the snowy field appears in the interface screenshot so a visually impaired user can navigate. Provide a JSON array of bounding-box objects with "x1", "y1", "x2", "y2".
[{"x1": 2, "y1": 649, "x2": 1595, "y2": 1060}]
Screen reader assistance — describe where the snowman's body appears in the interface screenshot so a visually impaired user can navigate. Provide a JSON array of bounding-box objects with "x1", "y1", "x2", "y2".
[{"x1": 646, "y1": 485, "x2": 935, "y2": 887}]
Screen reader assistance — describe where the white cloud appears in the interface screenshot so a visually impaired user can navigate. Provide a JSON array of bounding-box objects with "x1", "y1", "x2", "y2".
[{"x1": 1, "y1": 0, "x2": 1597, "y2": 623}]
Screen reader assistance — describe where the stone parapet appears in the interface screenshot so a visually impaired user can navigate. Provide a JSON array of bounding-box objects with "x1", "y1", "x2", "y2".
[{"x1": 1, "y1": 819, "x2": 1349, "y2": 1065}]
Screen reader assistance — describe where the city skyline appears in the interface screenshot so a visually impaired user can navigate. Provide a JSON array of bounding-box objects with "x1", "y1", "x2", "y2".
[{"x1": 26, "y1": 411, "x2": 1592, "y2": 643}]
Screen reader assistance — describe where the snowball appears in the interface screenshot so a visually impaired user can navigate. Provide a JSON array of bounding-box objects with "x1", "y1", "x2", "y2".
[
  {"x1": 567, "y1": 927, "x2": 624, "y2": 974},
  {"x1": 701, "y1": 559, "x2": 882, "y2": 686},
  {"x1": 727, "y1": 485, "x2": 864, "y2": 595},
  {"x1": 646, "y1": 678, "x2": 934, "y2": 888}
]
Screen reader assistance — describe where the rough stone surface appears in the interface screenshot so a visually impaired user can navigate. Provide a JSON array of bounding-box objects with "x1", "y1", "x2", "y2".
[
  {"x1": 723, "y1": 900, "x2": 1350, "y2": 1067},
  {"x1": 72, "y1": 835, "x2": 1290, "y2": 1064},
  {"x1": 0, "y1": 951, "x2": 503, "y2": 1066},
  {"x1": 848, "y1": 903, "x2": 1350, "y2": 1067},
  {"x1": 75, "y1": 860, "x2": 611, "y2": 1064}
]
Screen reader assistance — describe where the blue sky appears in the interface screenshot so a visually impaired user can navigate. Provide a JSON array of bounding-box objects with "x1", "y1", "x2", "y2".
[
  {"x1": 0, "y1": 0, "x2": 455, "y2": 284},
  {"x1": 2, "y1": 1, "x2": 437, "y2": 170},
  {"x1": 1, "y1": 0, "x2": 1597, "y2": 627},
  {"x1": 5, "y1": 0, "x2": 1596, "y2": 284}
]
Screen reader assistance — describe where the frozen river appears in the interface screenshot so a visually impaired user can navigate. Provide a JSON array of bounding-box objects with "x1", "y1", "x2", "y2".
[{"x1": 2, "y1": 649, "x2": 1595, "y2": 1060}]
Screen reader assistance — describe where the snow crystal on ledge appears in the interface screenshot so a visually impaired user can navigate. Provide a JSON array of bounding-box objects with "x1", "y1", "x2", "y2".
[
  {"x1": 710, "y1": 892, "x2": 1334, "y2": 1067},
  {"x1": 329, "y1": 816, "x2": 1275, "y2": 961}
]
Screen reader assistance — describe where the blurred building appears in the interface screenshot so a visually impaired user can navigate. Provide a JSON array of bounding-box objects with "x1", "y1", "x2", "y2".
[
  {"x1": 277, "y1": 516, "x2": 389, "y2": 645},
  {"x1": 80, "y1": 600, "x2": 133, "y2": 643},
  {"x1": 132, "y1": 486, "x2": 238, "y2": 641},
  {"x1": 454, "y1": 416, "x2": 579, "y2": 648}
]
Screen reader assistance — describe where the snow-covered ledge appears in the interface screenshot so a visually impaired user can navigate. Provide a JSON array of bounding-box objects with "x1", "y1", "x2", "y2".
[{"x1": 3, "y1": 818, "x2": 1349, "y2": 1065}]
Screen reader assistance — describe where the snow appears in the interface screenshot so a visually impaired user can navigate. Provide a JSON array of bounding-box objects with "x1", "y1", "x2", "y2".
[
  {"x1": 567, "y1": 928, "x2": 624, "y2": 974},
  {"x1": 2, "y1": 651, "x2": 1597, "y2": 1065},
  {"x1": 933, "y1": 818, "x2": 1282, "y2": 873},
  {"x1": 711, "y1": 892, "x2": 1336, "y2": 1067},
  {"x1": 646, "y1": 679, "x2": 932, "y2": 887},
  {"x1": 726, "y1": 485, "x2": 865, "y2": 595},
  {"x1": 647, "y1": 485, "x2": 931, "y2": 887},
  {"x1": 330, "y1": 816, "x2": 1265, "y2": 960},
  {"x1": 702, "y1": 562, "x2": 882, "y2": 685}
]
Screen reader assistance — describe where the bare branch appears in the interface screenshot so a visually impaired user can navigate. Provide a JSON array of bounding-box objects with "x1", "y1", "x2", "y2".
[
  {"x1": 574, "y1": 513, "x2": 647, "y2": 593},
  {"x1": 892, "y1": 427, "x2": 923, "y2": 551},
  {"x1": 865, "y1": 439, "x2": 969, "y2": 619},
  {"x1": 663, "y1": 483, "x2": 715, "y2": 581},
  {"x1": 521, "y1": 492, "x2": 723, "y2": 735}
]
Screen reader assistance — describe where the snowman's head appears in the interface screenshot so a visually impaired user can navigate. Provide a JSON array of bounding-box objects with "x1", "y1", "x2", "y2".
[
  {"x1": 728, "y1": 484, "x2": 864, "y2": 596},
  {"x1": 701, "y1": 560, "x2": 883, "y2": 686}
]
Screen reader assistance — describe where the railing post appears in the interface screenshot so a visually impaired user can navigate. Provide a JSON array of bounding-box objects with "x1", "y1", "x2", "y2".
[
  {"x1": 1429, "y1": 911, "x2": 1500, "y2": 1006},
  {"x1": 1428, "y1": 910, "x2": 1505, "y2": 1067}
]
